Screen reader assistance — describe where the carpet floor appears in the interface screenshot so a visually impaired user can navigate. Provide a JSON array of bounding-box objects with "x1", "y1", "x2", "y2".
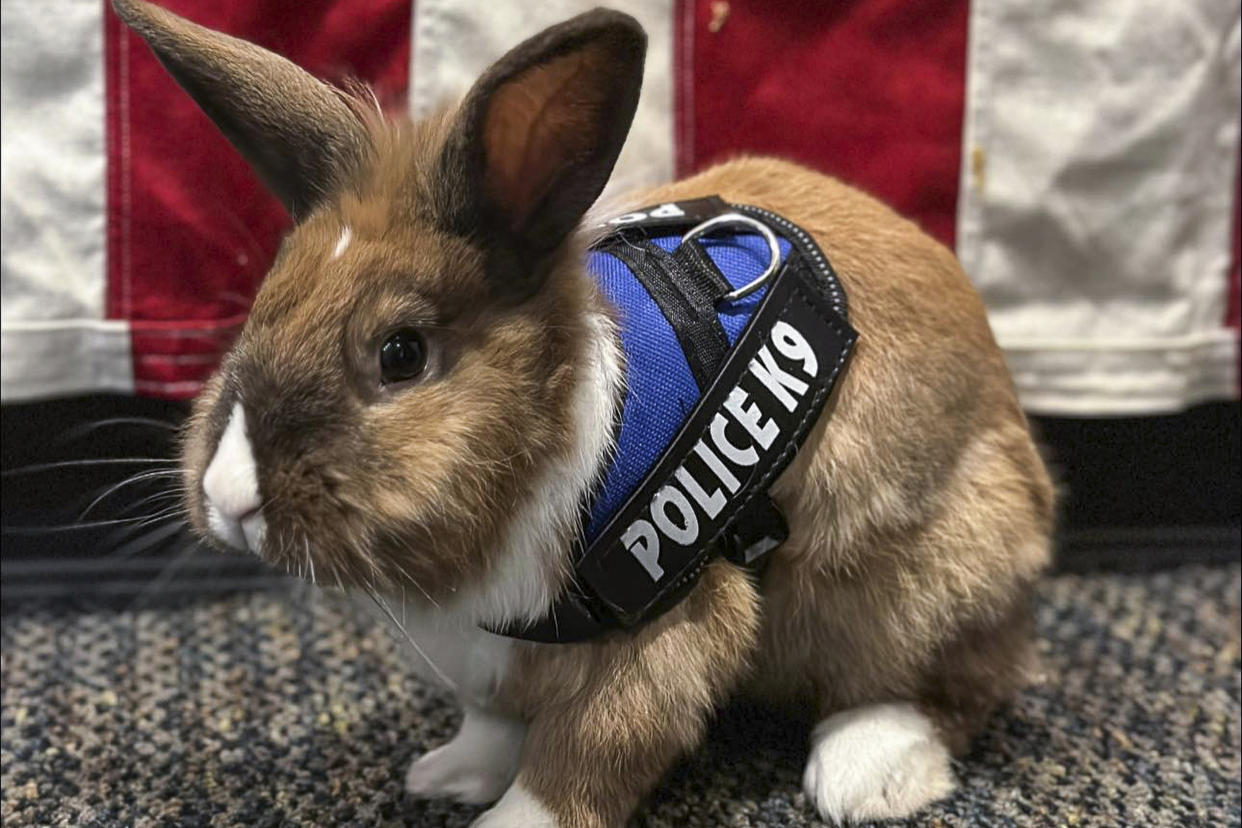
[{"x1": 2, "y1": 564, "x2": 1239, "y2": 827}]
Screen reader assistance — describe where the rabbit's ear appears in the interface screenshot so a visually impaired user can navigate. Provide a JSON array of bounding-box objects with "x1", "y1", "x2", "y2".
[
  {"x1": 112, "y1": 0, "x2": 369, "y2": 221},
  {"x1": 437, "y1": 9, "x2": 646, "y2": 296}
]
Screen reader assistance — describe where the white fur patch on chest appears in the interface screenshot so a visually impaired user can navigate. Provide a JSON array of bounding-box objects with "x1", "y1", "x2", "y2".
[{"x1": 388, "y1": 608, "x2": 516, "y2": 708}]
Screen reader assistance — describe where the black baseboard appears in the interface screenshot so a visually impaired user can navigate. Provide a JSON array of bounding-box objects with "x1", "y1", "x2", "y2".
[
  {"x1": 1054, "y1": 526, "x2": 1240, "y2": 572},
  {"x1": 1031, "y1": 404, "x2": 1241, "y2": 534},
  {"x1": 3, "y1": 395, "x2": 1238, "y2": 607}
]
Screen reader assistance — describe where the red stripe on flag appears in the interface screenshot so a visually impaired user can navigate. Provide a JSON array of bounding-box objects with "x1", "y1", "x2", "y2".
[
  {"x1": 682, "y1": 0, "x2": 968, "y2": 248},
  {"x1": 105, "y1": 0, "x2": 411, "y2": 399}
]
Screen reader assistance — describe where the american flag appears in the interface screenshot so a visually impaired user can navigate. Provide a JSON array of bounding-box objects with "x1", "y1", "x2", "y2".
[{"x1": 2, "y1": 0, "x2": 1238, "y2": 414}]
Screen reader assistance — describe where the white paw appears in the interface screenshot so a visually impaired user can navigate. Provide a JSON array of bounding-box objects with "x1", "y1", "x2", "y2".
[
  {"x1": 405, "y1": 743, "x2": 512, "y2": 805},
  {"x1": 471, "y1": 782, "x2": 557, "y2": 828},
  {"x1": 802, "y1": 702, "x2": 956, "y2": 823},
  {"x1": 405, "y1": 708, "x2": 525, "y2": 805}
]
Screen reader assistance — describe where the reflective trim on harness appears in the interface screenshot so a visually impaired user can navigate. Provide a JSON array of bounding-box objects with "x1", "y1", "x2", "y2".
[{"x1": 493, "y1": 198, "x2": 858, "y2": 643}]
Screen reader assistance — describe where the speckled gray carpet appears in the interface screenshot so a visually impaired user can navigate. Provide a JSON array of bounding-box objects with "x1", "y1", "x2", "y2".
[{"x1": 2, "y1": 564, "x2": 1239, "y2": 827}]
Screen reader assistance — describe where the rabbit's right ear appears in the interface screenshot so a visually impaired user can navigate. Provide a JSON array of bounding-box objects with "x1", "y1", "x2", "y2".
[
  {"x1": 112, "y1": 0, "x2": 370, "y2": 220},
  {"x1": 436, "y1": 9, "x2": 647, "y2": 299}
]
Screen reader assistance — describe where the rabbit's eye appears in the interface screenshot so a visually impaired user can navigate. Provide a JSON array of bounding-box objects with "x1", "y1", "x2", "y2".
[{"x1": 379, "y1": 328, "x2": 427, "y2": 384}]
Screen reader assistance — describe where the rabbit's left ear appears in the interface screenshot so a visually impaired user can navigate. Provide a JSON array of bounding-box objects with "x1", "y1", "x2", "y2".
[
  {"x1": 436, "y1": 9, "x2": 647, "y2": 296},
  {"x1": 112, "y1": 0, "x2": 370, "y2": 221}
]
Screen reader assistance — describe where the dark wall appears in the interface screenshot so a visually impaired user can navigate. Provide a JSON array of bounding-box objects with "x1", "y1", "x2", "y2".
[{"x1": 2, "y1": 395, "x2": 1238, "y2": 604}]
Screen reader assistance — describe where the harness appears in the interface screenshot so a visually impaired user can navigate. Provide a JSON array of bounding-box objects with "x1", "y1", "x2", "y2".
[{"x1": 498, "y1": 197, "x2": 857, "y2": 643}]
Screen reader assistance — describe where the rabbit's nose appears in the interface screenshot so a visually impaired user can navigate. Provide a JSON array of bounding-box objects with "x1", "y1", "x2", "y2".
[{"x1": 202, "y1": 401, "x2": 265, "y2": 552}]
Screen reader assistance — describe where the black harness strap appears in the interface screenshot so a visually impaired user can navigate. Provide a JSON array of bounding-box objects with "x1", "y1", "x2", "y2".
[
  {"x1": 670, "y1": 234, "x2": 731, "y2": 297},
  {"x1": 604, "y1": 241, "x2": 729, "y2": 392}
]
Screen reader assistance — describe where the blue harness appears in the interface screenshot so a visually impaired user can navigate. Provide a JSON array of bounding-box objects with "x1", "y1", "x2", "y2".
[
  {"x1": 586, "y1": 221, "x2": 791, "y2": 539},
  {"x1": 498, "y1": 197, "x2": 857, "y2": 642}
]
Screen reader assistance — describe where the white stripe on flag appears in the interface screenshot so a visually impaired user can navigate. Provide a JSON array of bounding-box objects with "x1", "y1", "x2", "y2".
[
  {"x1": 1, "y1": 0, "x2": 133, "y2": 400},
  {"x1": 1, "y1": 318, "x2": 134, "y2": 400},
  {"x1": 957, "y1": 0, "x2": 1241, "y2": 414},
  {"x1": 409, "y1": 0, "x2": 675, "y2": 206}
]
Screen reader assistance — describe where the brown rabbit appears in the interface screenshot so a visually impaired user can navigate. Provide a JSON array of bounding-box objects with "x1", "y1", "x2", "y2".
[{"x1": 114, "y1": 1, "x2": 1054, "y2": 825}]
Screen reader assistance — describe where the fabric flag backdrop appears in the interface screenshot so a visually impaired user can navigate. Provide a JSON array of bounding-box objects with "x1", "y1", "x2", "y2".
[{"x1": 2, "y1": 0, "x2": 1239, "y2": 414}]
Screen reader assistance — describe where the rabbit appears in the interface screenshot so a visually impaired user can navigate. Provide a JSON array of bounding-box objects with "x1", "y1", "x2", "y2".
[{"x1": 113, "y1": 1, "x2": 1055, "y2": 826}]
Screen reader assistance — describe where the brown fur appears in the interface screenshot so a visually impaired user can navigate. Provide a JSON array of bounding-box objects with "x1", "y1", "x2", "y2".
[
  {"x1": 121, "y1": 3, "x2": 1055, "y2": 825},
  {"x1": 498, "y1": 160, "x2": 1053, "y2": 826}
]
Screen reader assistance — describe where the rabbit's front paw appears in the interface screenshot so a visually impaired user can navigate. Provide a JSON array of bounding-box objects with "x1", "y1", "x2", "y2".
[{"x1": 405, "y1": 709, "x2": 525, "y2": 805}]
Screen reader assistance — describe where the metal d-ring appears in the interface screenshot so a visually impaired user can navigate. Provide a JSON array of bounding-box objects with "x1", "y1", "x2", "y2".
[{"x1": 679, "y1": 213, "x2": 782, "y2": 305}]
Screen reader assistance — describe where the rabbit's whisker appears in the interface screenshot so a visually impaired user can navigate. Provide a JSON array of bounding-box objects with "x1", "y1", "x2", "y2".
[
  {"x1": 106, "y1": 519, "x2": 189, "y2": 560},
  {"x1": 79, "y1": 469, "x2": 184, "y2": 519},
  {"x1": 126, "y1": 540, "x2": 201, "y2": 610},
  {"x1": 3, "y1": 458, "x2": 177, "y2": 477},
  {"x1": 3, "y1": 513, "x2": 175, "y2": 534},
  {"x1": 59, "y1": 416, "x2": 181, "y2": 442},
  {"x1": 392, "y1": 561, "x2": 438, "y2": 609},
  {"x1": 365, "y1": 585, "x2": 458, "y2": 693}
]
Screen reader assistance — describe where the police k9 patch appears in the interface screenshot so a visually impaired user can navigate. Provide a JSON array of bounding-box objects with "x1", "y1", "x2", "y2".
[{"x1": 576, "y1": 209, "x2": 859, "y2": 627}]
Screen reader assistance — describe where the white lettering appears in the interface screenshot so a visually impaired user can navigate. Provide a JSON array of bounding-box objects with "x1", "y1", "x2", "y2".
[
  {"x1": 724, "y1": 387, "x2": 778, "y2": 450},
  {"x1": 693, "y1": 440, "x2": 741, "y2": 494},
  {"x1": 651, "y1": 485, "x2": 699, "y2": 545},
  {"x1": 623, "y1": 519, "x2": 663, "y2": 581},
  {"x1": 608, "y1": 203, "x2": 686, "y2": 226},
  {"x1": 615, "y1": 316, "x2": 825, "y2": 586},
  {"x1": 749, "y1": 345, "x2": 808, "y2": 411},
  {"x1": 709, "y1": 412, "x2": 758, "y2": 466},
  {"x1": 648, "y1": 202, "x2": 686, "y2": 219},
  {"x1": 771, "y1": 321, "x2": 818, "y2": 377},
  {"x1": 675, "y1": 465, "x2": 726, "y2": 519}
]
